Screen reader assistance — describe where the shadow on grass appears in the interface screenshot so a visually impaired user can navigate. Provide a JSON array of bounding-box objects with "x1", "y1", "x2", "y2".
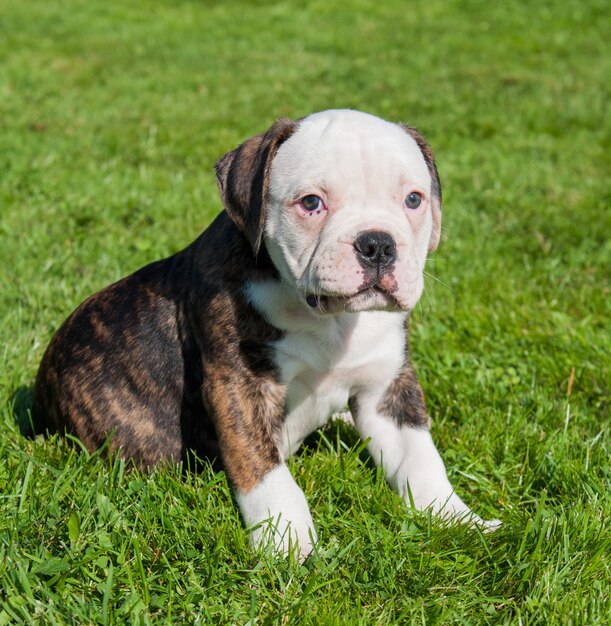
[
  {"x1": 9, "y1": 384, "x2": 35, "y2": 438},
  {"x1": 299, "y1": 416, "x2": 377, "y2": 471}
]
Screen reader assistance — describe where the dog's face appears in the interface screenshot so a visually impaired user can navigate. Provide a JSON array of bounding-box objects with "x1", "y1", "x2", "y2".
[{"x1": 216, "y1": 109, "x2": 442, "y2": 314}]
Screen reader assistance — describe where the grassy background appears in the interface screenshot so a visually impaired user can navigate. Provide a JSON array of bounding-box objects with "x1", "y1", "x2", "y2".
[{"x1": 1, "y1": 0, "x2": 609, "y2": 623}]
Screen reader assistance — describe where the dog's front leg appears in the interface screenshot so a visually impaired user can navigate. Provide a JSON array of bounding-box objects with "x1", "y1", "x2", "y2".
[
  {"x1": 350, "y1": 371, "x2": 500, "y2": 530},
  {"x1": 235, "y1": 463, "x2": 317, "y2": 559},
  {"x1": 206, "y1": 372, "x2": 317, "y2": 558}
]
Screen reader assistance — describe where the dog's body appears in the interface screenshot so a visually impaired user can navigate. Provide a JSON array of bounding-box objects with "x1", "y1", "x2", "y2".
[{"x1": 33, "y1": 110, "x2": 499, "y2": 557}]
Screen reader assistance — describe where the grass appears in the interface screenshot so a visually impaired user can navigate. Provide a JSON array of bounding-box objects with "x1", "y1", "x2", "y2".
[{"x1": 0, "y1": 0, "x2": 609, "y2": 623}]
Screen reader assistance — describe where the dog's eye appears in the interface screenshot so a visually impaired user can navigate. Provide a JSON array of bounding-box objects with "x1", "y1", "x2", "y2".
[
  {"x1": 405, "y1": 192, "x2": 423, "y2": 209},
  {"x1": 301, "y1": 195, "x2": 324, "y2": 212}
]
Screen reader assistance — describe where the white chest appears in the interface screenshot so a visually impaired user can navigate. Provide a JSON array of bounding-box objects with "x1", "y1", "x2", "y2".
[
  {"x1": 273, "y1": 311, "x2": 406, "y2": 458},
  {"x1": 245, "y1": 279, "x2": 407, "y2": 458}
]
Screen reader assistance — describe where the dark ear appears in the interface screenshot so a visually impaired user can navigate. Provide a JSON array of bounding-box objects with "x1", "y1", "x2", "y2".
[
  {"x1": 398, "y1": 124, "x2": 443, "y2": 252},
  {"x1": 215, "y1": 118, "x2": 297, "y2": 252}
]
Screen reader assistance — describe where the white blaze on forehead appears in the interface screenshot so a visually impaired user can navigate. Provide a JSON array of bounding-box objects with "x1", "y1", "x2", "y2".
[{"x1": 269, "y1": 109, "x2": 431, "y2": 203}]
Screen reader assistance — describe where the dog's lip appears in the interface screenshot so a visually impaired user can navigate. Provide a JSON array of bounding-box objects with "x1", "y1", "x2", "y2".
[{"x1": 305, "y1": 285, "x2": 397, "y2": 313}]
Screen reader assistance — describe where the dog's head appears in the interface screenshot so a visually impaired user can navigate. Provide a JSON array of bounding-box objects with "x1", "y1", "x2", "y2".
[{"x1": 216, "y1": 109, "x2": 441, "y2": 314}]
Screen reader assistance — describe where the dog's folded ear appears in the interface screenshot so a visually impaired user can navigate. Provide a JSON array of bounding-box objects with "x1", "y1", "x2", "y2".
[
  {"x1": 215, "y1": 118, "x2": 297, "y2": 253},
  {"x1": 398, "y1": 124, "x2": 443, "y2": 252}
]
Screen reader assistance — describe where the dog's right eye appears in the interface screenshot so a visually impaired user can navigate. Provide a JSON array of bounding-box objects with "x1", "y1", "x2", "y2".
[{"x1": 301, "y1": 195, "x2": 324, "y2": 212}]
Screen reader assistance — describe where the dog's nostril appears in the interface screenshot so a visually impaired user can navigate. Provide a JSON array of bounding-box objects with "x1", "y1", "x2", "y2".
[{"x1": 354, "y1": 230, "x2": 396, "y2": 270}]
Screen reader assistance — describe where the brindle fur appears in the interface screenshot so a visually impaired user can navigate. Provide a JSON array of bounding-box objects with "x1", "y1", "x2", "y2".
[
  {"x1": 33, "y1": 120, "x2": 296, "y2": 492},
  {"x1": 32, "y1": 213, "x2": 285, "y2": 489},
  {"x1": 399, "y1": 124, "x2": 442, "y2": 251}
]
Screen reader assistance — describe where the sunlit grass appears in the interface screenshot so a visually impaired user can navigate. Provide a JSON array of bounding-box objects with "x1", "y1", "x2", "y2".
[{"x1": 1, "y1": 0, "x2": 609, "y2": 623}]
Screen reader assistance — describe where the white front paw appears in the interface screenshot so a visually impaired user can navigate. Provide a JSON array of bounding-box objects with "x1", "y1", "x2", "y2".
[
  {"x1": 376, "y1": 427, "x2": 500, "y2": 531},
  {"x1": 478, "y1": 517, "x2": 502, "y2": 532},
  {"x1": 236, "y1": 464, "x2": 317, "y2": 559},
  {"x1": 412, "y1": 488, "x2": 501, "y2": 531},
  {"x1": 249, "y1": 512, "x2": 317, "y2": 559}
]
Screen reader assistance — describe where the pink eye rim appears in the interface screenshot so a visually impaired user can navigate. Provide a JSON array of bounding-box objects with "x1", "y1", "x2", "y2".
[{"x1": 299, "y1": 194, "x2": 327, "y2": 214}]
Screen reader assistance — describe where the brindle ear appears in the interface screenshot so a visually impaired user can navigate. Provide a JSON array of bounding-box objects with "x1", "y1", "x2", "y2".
[
  {"x1": 398, "y1": 124, "x2": 442, "y2": 252},
  {"x1": 215, "y1": 118, "x2": 297, "y2": 252}
]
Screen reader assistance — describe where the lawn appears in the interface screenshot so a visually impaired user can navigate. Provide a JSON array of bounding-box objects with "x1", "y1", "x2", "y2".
[{"x1": 0, "y1": 0, "x2": 609, "y2": 623}]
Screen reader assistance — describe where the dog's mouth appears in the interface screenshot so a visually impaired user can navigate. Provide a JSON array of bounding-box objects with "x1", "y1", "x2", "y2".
[{"x1": 305, "y1": 286, "x2": 402, "y2": 314}]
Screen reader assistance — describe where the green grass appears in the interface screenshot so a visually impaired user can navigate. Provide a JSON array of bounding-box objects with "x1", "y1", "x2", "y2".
[{"x1": 1, "y1": 0, "x2": 609, "y2": 623}]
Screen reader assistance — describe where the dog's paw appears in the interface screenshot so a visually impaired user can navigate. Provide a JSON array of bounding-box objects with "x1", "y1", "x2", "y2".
[
  {"x1": 411, "y1": 490, "x2": 501, "y2": 532},
  {"x1": 478, "y1": 517, "x2": 502, "y2": 532},
  {"x1": 443, "y1": 509, "x2": 502, "y2": 532},
  {"x1": 436, "y1": 503, "x2": 502, "y2": 533},
  {"x1": 236, "y1": 463, "x2": 317, "y2": 560},
  {"x1": 250, "y1": 514, "x2": 317, "y2": 560}
]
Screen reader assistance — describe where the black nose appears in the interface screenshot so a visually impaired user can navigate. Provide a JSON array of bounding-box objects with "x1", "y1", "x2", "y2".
[{"x1": 354, "y1": 230, "x2": 397, "y2": 271}]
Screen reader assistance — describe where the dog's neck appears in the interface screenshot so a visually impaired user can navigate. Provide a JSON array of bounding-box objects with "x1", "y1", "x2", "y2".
[{"x1": 245, "y1": 277, "x2": 407, "y2": 347}]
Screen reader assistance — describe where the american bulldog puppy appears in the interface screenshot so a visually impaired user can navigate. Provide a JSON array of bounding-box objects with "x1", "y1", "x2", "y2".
[{"x1": 33, "y1": 110, "x2": 500, "y2": 558}]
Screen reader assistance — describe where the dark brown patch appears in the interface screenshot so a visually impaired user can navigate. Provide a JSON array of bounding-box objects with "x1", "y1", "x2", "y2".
[
  {"x1": 349, "y1": 318, "x2": 430, "y2": 429},
  {"x1": 398, "y1": 124, "x2": 443, "y2": 252},
  {"x1": 32, "y1": 113, "x2": 297, "y2": 493},
  {"x1": 32, "y1": 212, "x2": 286, "y2": 486},
  {"x1": 375, "y1": 361, "x2": 431, "y2": 429},
  {"x1": 215, "y1": 118, "x2": 297, "y2": 253}
]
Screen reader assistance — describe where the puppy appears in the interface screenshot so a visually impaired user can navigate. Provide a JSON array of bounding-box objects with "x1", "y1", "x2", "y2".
[{"x1": 33, "y1": 109, "x2": 499, "y2": 558}]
